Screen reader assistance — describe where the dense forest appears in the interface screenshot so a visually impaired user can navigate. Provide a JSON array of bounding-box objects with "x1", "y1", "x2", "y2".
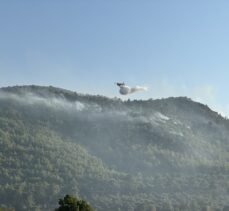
[{"x1": 1, "y1": 85, "x2": 229, "y2": 211}]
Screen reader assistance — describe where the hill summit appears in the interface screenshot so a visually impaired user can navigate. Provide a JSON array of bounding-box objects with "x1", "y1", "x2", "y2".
[{"x1": 0, "y1": 85, "x2": 229, "y2": 211}]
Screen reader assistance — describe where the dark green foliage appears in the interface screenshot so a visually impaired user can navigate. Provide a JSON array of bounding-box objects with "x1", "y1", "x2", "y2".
[
  {"x1": 0, "y1": 85, "x2": 229, "y2": 211},
  {"x1": 0, "y1": 208, "x2": 14, "y2": 211},
  {"x1": 55, "y1": 195, "x2": 93, "y2": 211}
]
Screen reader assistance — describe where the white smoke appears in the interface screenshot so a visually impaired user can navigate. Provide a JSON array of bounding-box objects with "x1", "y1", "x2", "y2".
[
  {"x1": 130, "y1": 86, "x2": 148, "y2": 93},
  {"x1": 119, "y1": 85, "x2": 148, "y2": 95},
  {"x1": 0, "y1": 91, "x2": 88, "y2": 112}
]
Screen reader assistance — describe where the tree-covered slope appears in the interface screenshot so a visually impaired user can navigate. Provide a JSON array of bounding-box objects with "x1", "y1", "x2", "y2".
[{"x1": 0, "y1": 85, "x2": 229, "y2": 211}]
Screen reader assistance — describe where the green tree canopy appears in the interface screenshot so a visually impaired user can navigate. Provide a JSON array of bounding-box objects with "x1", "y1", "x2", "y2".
[{"x1": 55, "y1": 195, "x2": 93, "y2": 211}]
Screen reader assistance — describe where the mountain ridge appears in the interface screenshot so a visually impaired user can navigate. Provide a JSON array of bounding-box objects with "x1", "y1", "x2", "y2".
[
  {"x1": 0, "y1": 85, "x2": 229, "y2": 211},
  {"x1": 1, "y1": 85, "x2": 225, "y2": 123}
]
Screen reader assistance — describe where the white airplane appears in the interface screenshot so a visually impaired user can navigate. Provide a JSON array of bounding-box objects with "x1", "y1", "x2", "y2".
[{"x1": 116, "y1": 82, "x2": 148, "y2": 95}]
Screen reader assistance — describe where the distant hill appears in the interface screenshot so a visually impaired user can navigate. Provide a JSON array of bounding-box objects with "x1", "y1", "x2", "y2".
[{"x1": 0, "y1": 85, "x2": 229, "y2": 211}]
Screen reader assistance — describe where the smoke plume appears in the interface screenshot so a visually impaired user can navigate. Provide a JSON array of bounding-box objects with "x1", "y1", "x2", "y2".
[{"x1": 119, "y1": 85, "x2": 148, "y2": 95}]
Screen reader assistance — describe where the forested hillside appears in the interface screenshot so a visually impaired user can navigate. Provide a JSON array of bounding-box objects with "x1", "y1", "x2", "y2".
[{"x1": 0, "y1": 85, "x2": 229, "y2": 211}]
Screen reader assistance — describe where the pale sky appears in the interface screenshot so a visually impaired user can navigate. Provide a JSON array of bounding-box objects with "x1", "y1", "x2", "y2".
[{"x1": 1, "y1": 1, "x2": 229, "y2": 116}]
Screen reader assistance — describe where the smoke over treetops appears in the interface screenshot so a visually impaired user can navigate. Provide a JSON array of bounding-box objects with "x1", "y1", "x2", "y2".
[{"x1": 0, "y1": 85, "x2": 229, "y2": 211}]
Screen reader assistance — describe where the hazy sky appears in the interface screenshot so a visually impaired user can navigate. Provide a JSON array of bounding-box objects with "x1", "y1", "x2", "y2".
[{"x1": 1, "y1": 1, "x2": 229, "y2": 115}]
